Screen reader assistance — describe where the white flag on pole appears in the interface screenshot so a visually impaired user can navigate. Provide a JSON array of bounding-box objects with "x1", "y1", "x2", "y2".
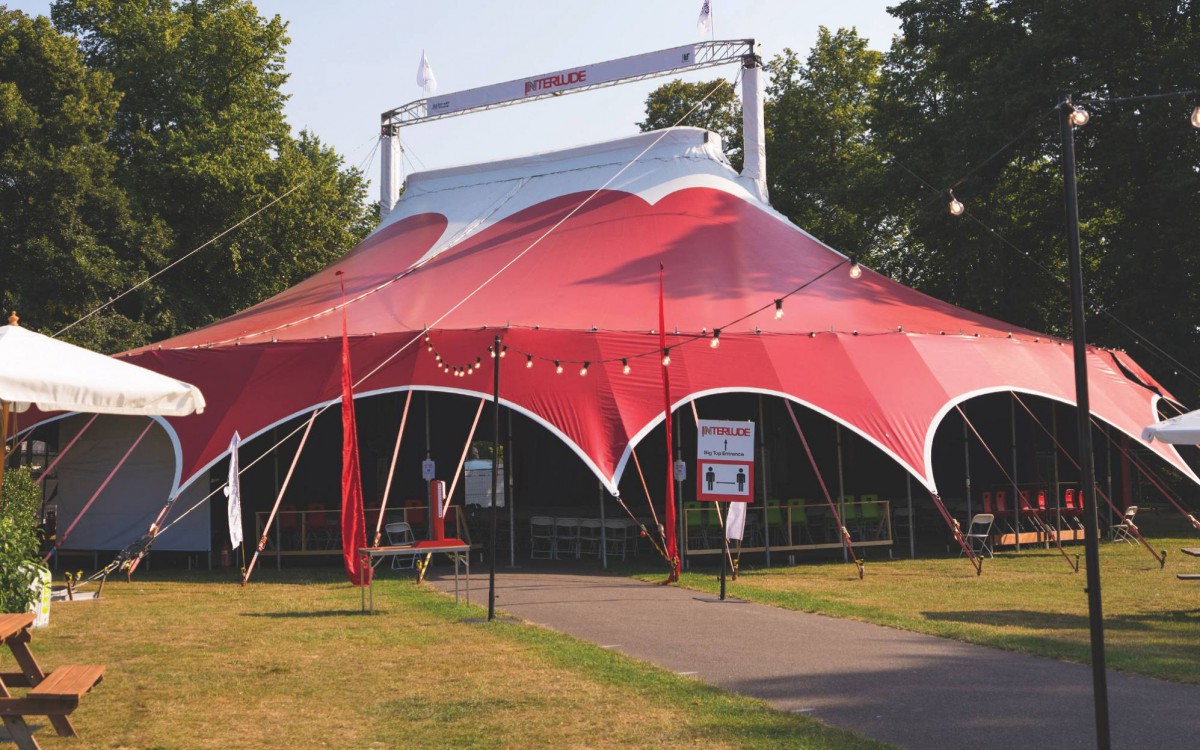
[
  {"x1": 416, "y1": 50, "x2": 438, "y2": 93},
  {"x1": 697, "y1": 0, "x2": 713, "y2": 34},
  {"x1": 224, "y1": 432, "x2": 243, "y2": 549},
  {"x1": 725, "y1": 501, "x2": 747, "y2": 542}
]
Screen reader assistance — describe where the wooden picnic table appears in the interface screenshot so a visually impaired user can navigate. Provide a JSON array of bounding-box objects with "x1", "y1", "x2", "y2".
[
  {"x1": 1180, "y1": 548, "x2": 1200, "y2": 580},
  {"x1": 0, "y1": 613, "x2": 104, "y2": 750}
]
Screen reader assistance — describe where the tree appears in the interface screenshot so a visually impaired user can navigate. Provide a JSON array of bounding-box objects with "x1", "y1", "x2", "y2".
[
  {"x1": 765, "y1": 28, "x2": 887, "y2": 258},
  {"x1": 638, "y1": 78, "x2": 744, "y2": 171},
  {"x1": 39, "y1": 0, "x2": 377, "y2": 348},
  {"x1": 876, "y1": 0, "x2": 1200, "y2": 402},
  {"x1": 0, "y1": 9, "x2": 168, "y2": 351}
]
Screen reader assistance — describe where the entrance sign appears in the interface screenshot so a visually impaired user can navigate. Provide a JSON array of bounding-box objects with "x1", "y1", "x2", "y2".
[{"x1": 696, "y1": 419, "x2": 755, "y2": 502}]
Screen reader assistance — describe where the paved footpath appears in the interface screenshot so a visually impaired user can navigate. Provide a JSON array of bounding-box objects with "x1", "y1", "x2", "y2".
[{"x1": 429, "y1": 567, "x2": 1200, "y2": 749}]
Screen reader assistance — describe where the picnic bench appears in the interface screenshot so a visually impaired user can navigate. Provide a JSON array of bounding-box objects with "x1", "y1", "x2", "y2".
[
  {"x1": 358, "y1": 539, "x2": 471, "y2": 614},
  {"x1": 1180, "y1": 548, "x2": 1200, "y2": 581},
  {"x1": 0, "y1": 613, "x2": 104, "y2": 750}
]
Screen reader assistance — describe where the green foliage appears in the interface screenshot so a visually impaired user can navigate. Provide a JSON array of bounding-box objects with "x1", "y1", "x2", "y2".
[
  {"x1": 638, "y1": 77, "x2": 744, "y2": 171},
  {"x1": 0, "y1": 2, "x2": 378, "y2": 352},
  {"x1": 0, "y1": 467, "x2": 44, "y2": 613}
]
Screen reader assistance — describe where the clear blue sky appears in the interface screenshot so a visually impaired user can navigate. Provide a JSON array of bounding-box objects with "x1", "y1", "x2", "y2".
[{"x1": 13, "y1": 1, "x2": 901, "y2": 197}]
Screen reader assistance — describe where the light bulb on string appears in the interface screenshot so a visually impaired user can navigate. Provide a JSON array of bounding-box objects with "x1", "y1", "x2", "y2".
[
  {"x1": 622, "y1": 359, "x2": 631, "y2": 375},
  {"x1": 555, "y1": 360, "x2": 563, "y2": 374},
  {"x1": 435, "y1": 353, "x2": 442, "y2": 362},
  {"x1": 525, "y1": 355, "x2": 533, "y2": 369},
  {"x1": 580, "y1": 362, "x2": 589, "y2": 376},
  {"x1": 474, "y1": 357, "x2": 482, "y2": 370},
  {"x1": 948, "y1": 190, "x2": 965, "y2": 216},
  {"x1": 710, "y1": 328, "x2": 721, "y2": 349},
  {"x1": 1069, "y1": 105, "x2": 1089, "y2": 127},
  {"x1": 489, "y1": 347, "x2": 496, "y2": 358},
  {"x1": 774, "y1": 299, "x2": 784, "y2": 320},
  {"x1": 849, "y1": 259, "x2": 863, "y2": 279},
  {"x1": 1191, "y1": 105, "x2": 1200, "y2": 128},
  {"x1": 499, "y1": 346, "x2": 507, "y2": 358},
  {"x1": 662, "y1": 348, "x2": 671, "y2": 366}
]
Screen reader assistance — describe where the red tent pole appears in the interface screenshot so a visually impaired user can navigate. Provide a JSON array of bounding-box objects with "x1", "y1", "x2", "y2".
[
  {"x1": 373, "y1": 390, "x2": 413, "y2": 546},
  {"x1": 243, "y1": 411, "x2": 318, "y2": 584},
  {"x1": 658, "y1": 263, "x2": 679, "y2": 582},
  {"x1": 35, "y1": 414, "x2": 99, "y2": 487}
]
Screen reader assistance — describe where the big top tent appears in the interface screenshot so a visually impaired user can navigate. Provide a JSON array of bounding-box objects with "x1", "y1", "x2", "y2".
[{"x1": 88, "y1": 126, "x2": 1195, "y2": 503}]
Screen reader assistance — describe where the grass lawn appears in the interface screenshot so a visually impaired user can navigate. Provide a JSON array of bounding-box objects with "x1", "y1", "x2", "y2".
[
  {"x1": 640, "y1": 525, "x2": 1200, "y2": 686},
  {"x1": 4, "y1": 568, "x2": 891, "y2": 750}
]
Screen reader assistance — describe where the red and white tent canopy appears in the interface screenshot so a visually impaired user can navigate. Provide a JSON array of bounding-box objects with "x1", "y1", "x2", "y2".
[{"x1": 111, "y1": 127, "x2": 1196, "y2": 495}]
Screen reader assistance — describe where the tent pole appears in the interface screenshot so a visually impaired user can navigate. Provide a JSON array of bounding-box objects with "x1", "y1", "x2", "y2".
[
  {"x1": 674, "y1": 410, "x2": 684, "y2": 573},
  {"x1": 506, "y1": 409, "x2": 515, "y2": 568},
  {"x1": 0, "y1": 401, "x2": 10, "y2": 499},
  {"x1": 489, "y1": 336, "x2": 500, "y2": 622},
  {"x1": 836, "y1": 424, "x2": 847, "y2": 563},
  {"x1": 758, "y1": 396, "x2": 771, "y2": 566},
  {"x1": 374, "y1": 390, "x2": 413, "y2": 547},
  {"x1": 906, "y1": 473, "x2": 915, "y2": 559},
  {"x1": 1052, "y1": 404, "x2": 1061, "y2": 552},
  {"x1": 245, "y1": 412, "x2": 318, "y2": 584},
  {"x1": 425, "y1": 391, "x2": 432, "y2": 537},
  {"x1": 599, "y1": 481, "x2": 607, "y2": 570},
  {"x1": 962, "y1": 415, "x2": 973, "y2": 528}
]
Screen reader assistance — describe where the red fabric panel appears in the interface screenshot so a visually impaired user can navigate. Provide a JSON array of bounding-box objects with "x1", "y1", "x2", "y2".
[{"x1": 340, "y1": 301, "x2": 370, "y2": 587}]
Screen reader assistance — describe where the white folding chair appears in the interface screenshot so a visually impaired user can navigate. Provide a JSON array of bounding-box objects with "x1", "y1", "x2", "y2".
[
  {"x1": 578, "y1": 519, "x2": 603, "y2": 558},
  {"x1": 964, "y1": 513, "x2": 994, "y2": 558},
  {"x1": 1110, "y1": 506, "x2": 1138, "y2": 544},
  {"x1": 554, "y1": 517, "x2": 580, "y2": 559},
  {"x1": 603, "y1": 519, "x2": 627, "y2": 560},
  {"x1": 530, "y1": 516, "x2": 555, "y2": 559},
  {"x1": 384, "y1": 522, "x2": 417, "y2": 570}
]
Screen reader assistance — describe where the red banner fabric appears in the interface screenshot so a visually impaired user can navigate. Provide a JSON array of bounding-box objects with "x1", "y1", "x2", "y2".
[
  {"x1": 340, "y1": 281, "x2": 371, "y2": 587},
  {"x1": 659, "y1": 263, "x2": 679, "y2": 581}
]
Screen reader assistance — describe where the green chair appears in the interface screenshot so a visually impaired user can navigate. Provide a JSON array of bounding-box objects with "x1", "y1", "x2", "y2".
[
  {"x1": 765, "y1": 498, "x2": 786, "y2": 546},
  {"x1": 684, "y1": 501, "x2": 708, "y2": 550},
  {"x1": 787, "y1": 498, "x2": 811, "y2": 544},
  {"x1": 859, "y1": 494, "x2": 884, "y2": 539}
]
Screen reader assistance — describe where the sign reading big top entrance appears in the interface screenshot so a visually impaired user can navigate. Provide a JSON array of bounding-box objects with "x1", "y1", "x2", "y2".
[{"x1": 696, "y1": 419, "x2": 755, "y2": 502}]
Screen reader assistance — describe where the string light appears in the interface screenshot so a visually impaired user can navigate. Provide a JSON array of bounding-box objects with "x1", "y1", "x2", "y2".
[
  {"x1": 1191, "y1": 105, "x2": 1200, "y2": 128},
  {"x1": 555, "y1": 360, "x2": 563, "y2": 374},
  {"x1": 580, "y1": 362, "x2": 589, "y2": 376},
  {"x1": 499, "y1": 346, "x2": 507, "y2": 358},
  {"x1": 849, "y1": 259, "x2": 863, "y2": 279},
  {"x1": 622, "y1": 359, "x2": 631, "y2": 375},
  {"x1": 710, "y1": 328, "x2": 721, "y2": 349},
  {"x1": 774, "y1": 299, "x2": 784, "y2": 319},
  {"x1": 948, "y1": 190, "x2": 965, "y2": 216},
  {"x1": 489, "y1": 346, "x2": 496, "y2": 358},
  {"x1": 1069, "y1": 105, "x2": 1089, "y2": 127},
  {"x1": 435, "y1": 353, "x2": 442, "y2": 362},
  {"x1": 474, "y1": 357, "x2": 482, "y2": 370},
  {"x1": 662, "y1": 348, "x2": 671, "y2": 366},
  {"x1": 526, "y1": 355, "x2": 533, "y2": 369}
]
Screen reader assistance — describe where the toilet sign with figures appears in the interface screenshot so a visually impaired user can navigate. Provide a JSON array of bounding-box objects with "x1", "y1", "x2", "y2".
[{"x1": 696, "y1": 419, "x2": 755, "y2": 502}]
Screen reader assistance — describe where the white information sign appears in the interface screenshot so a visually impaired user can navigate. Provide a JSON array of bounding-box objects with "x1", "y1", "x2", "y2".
[
  {"x1": 421, "y1": 458, "x2": 436, "y2": 481},
  {"x1": 696, "y1": 419, "x2": 755, "y2": 502}
]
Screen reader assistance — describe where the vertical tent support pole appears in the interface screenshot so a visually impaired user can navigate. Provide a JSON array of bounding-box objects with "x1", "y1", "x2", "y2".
[
  {"x1": 1051, "y1": 404, "x2": 1060, "y2": 550},
  {"x1": 836, "y1": 424, "x2": 847, "y2": 562},
  {"x1": 963, "y1": 415, "x2": 973, "y2": 525},
  {"x1": 674, "y1": 414, "x2": 684, "y2": 573},
  {"x1": 1060, "y1": 93, "x2": 1111, "y2": 750},
  {"x1": 507, "y1": 410, "x2": 515, "y2": 568},
  {"x1": 1104, "y1": 424, "x2": 1114, "y2": 528},
  {"x1": 489, "y1": 336, "x2": 500, "y2": 622},
  {"x1": 425, "y1": 392, "x2": 432, "y2": 539},
  {"x1": 599, "y1": 481, "x2": 607, "y2": 570},
  {"x1": 0, "y1": 401, "x2": 9, "y2": 498},
  {"x1": 906, "y1": 473, "x2": 915, "y2": 559},
  {"x1": 759, "y1": 397, "x2": 771, "y2": 566}
]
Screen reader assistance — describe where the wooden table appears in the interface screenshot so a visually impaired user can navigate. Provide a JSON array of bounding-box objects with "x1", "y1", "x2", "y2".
[
  {"x1": 1180, "y1": 548, "x2": 1200, "y2": 580},
  {"x1": 358, "y1": 539, "x2": 471, "y2": 613},
  {"x1": 1, "y1": 613, "x2": 104, "y2": 749}
]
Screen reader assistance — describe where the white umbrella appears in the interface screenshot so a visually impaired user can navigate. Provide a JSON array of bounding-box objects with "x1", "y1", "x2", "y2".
[
  {"x1": 1142, "y1": 409, "x2": 1200, "y2": 445},
  {"x1": 1, "y1": 314, "x2": 205, "y2": 492}
]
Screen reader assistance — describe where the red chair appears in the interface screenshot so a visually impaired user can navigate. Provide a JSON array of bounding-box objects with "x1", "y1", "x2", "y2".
[
  {"x1": 277, "y1": 503, "x2": 300, "y2": 550},
  {"x1": 1035, "y1": 490, "x2": 1048, "y2": 519},
  {"x1": 981, "y1": 491, "x2": 994, "y2": 516},
  {"x1": 306, "y1": 503, "x2": 334, "y2": 549}
]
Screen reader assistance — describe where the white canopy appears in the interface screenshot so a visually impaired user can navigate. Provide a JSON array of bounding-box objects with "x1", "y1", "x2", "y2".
[
  {"x1": 1142, "y1": 409, "x2": 1200, "y2": 445},
  {"x1": 0, "y1": 324, "x2": 205, "y2": 417}
]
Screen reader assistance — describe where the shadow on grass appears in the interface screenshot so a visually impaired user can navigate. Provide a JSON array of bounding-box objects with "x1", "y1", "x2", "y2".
[
  {"x1": 922, "y1": 607, "x2": 1200, "y2": 631},
  {"x1": 243, "y1": 609, "x2": 366, "y2": 618}
]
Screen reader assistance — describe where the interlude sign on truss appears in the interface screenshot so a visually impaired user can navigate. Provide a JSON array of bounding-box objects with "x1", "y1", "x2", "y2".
[{"x1": 696, "y1": 419, "x2": 755, "y2": 502}]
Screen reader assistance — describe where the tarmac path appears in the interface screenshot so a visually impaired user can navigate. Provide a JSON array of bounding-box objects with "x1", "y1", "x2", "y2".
[{"x1": 428, "y1": 567, "x2": 1200, "y2": 749}]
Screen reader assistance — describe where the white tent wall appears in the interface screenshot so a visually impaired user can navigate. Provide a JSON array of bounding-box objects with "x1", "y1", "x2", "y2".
[{"x1": 54, "y1": 414, "x2": 210, "y2": 551}]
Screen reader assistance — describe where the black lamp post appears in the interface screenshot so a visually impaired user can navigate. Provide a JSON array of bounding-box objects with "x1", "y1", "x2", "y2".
[{"x1": 1058, "y1": 93, "x2": 1111, "y2": 750}]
